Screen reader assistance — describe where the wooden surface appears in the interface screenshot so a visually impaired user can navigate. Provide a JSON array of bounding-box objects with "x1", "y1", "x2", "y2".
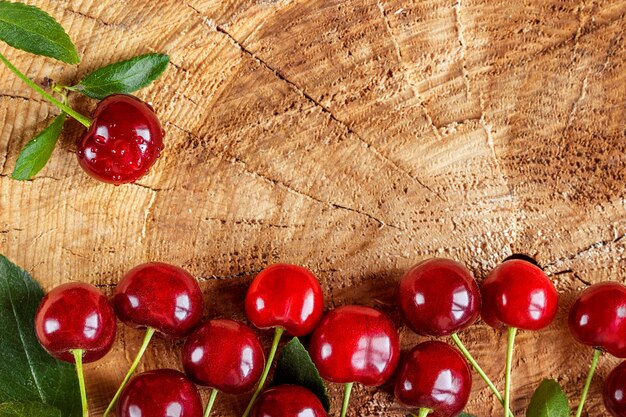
[{"x1": 1, "y1": 0, "x2": 625, "y2": 415}]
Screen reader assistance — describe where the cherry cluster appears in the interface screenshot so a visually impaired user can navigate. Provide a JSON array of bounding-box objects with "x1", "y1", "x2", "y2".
[{"x1": 33, "y1": 258, "x2": 626, "y2": 417}]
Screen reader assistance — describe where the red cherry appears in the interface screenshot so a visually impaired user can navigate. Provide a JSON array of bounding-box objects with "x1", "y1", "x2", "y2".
[
  {"x1": 569, "y1": 282, "x2": 626, "y2": 357},
  {"x1": 35, "y1": 283, "x2": 116, "y2": 363},
  {"x1": 76, "y1": 94, "x2": 164, "y2": 184},
  {"x1": 394, "y1": 341, "x2": 472, "y2": 417},
  {"x1": 480, "y1": 259, "x2": 558, "y2": 330},
  {"x1": 398, "y1": 258, "x2": 480, "y2": 336},
  {"x1": 245, "y1": 264, "x2": 323, "y2": 336},
  {"x1": 182, "y1": 319, "x2": 265, "y2": 394},
  {"x1": 113, "y1": 262, "x2": 203, "y2": 337},
  {"x1": 309, "y1": 305, "x2": 400, "y2": 386},
  {"x1": 116, "y1": 369, "x2": 203, "y2": 417},
  {"x1": 251, "y1": 385, "x2": 328, "y2": 417},
  {"x1": 605, "y1": 361, "x2": 626, "y2": 417}
]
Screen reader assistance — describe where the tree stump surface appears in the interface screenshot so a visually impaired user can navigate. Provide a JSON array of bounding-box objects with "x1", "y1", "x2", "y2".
[{"x1": 1, "y1": 0, "x2": 625, "y2": 415}]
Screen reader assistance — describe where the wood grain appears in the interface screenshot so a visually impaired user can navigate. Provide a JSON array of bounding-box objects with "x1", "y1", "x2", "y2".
[{"x1": 0, "y1": 0, "x2": 625, "y2": 415}]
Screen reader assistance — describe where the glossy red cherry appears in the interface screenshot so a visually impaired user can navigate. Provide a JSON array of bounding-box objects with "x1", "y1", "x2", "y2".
[
  {"x1": 35, "y1": 282, "x2": 116, "y2": 363},
  {"x1": 116, "y1": 369, "x2": 203, "y2": 417},
  {"x1": 309, "y1": 305, "x2": 400, "y2": 386},
  {"x1": 604, "y1": 361, "x2": 626, "y2": 416},
  {"x1": 251, "y1": 385, "x2": 327, "y2": 417},
  {"x1": 76, "y1": 94, "x2": 164, "y2": 184},
  {"x1": 245, "y1": 264, "x2": 323, "y2": 336},
  {"x1": 395, "y1": 341, "x2": 472, "y2": 417},
  {"x1": 480, "y1": 259, "x2": 558, "y2": 330},
  {"x1": 182, "y1": 319, "x2": 265, "y2": 394},
  {"x1": 569, "y1": 282, "x2": 626, "y2": 357},
  {"x1": 113, "y1": 262, "x2": 203, "y2": 337},
  {"x1": 398, "y1": 258, "x2": 480, "y2": 336}
]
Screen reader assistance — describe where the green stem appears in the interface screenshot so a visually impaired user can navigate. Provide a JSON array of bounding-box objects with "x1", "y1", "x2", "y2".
[
  {"x1": 203, "y1": 388, "x2": 218, "y2": 417},
  {"x1": 340, "y1": 382, "x2": 354, "y2": 417},
  {"x1": 103, "y1": 327, "x2": 156, "y2": 417},
  {"x1": 418, "y1": 408, "x2": 432, "y2": 417},
  {"x1": 0, "y1": 51, "x2": 91, "y2": 127},
  {"x1": 504, "y1": 327, "x2": 517, "y2": 417},
  {"x1": 574, "y1": 348, "x2": 602, "y2": 417},
  {"x1": 241, "y1": 327, "x2": 285, "y2": 417},
  {"x1": 451, "y1": 333, "x2": 512, "y2": 416},
  {"x1": 71, "y1": 349, "x2": 89, "y2": 417}
]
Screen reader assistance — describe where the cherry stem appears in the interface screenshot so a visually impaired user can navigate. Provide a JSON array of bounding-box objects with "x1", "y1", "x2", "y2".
[
  {"x1": 451, "y1": 333, "x2": 512, "y2": 416},
  {"x1": 574, "y1": 348, "x2": 602, "y2": 417},
  {"x1": 504, "y1": 327, "x2": 517, "y2": 417},
  {"x1": 0, "y1": 51, "x2": 92, "y2": 128},
  {"x1": 203, "y1": 388, "x2": 218, "y2": 417},
  {"x1": 417, "y1": 408, "x2": 432, "y2": 417},
  {"x1": 340, "y1": 382, "x2": 354, "y2": 417},
  {"x1": 71, "y1": 349, "x2": 89, "y2": 417},
  {"x1": 241, "y1": 326, "x2": 285, "y2": 417},
  {"x1": 103, "y1": 327, "x2": 156, "y2": 417}
]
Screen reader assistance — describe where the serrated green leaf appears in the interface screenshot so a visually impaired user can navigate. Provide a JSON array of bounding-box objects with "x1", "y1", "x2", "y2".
[
  {"x1": 12, "y1": 113, "x2": 67, "y2": 180},
  {"x1": 526, "y1": 379, "x2": 570, "y2": 417},
  {"x1": 73, "y1": 53, "x2": 169, "y2": 99},
  {"x1": 272, "y1": 337, "x2": 330, "y2": 412},
  {"x1": 0, "y1": 402, "x2": 61, "y2": 417},
  {"x1": 0, "y1": 255, "x2": 80, "y2": 417},
  {"x1": 0, "y1": 2, "x2": 78, "y2": 64},
  {"x1": 458, "y1": 413, "x2": 477, "y2": 417}
]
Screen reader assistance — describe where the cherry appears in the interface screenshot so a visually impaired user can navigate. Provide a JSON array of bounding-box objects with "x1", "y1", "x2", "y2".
[
  {"x1": 398, "y1": 258, "x2": 480, "y2": 336},
  {"x1": 106, "y1": 262, "x2": 203, "y2": 417},
  {"x1": 35, "y1": 282, "x2": 116, "y2": 417},
  {"x1": 242, "y1": 264, "x2": 324, "y2": 417},
  {"x1": 480, "y1": 259, "x2": 558, "y2": 331},
  {"x1": 251, "y1": 385, "x2": 328, "y2": 417},
  {"x1": 245, "y1": 263, "x2": 323, "y2": 336},
  {"x1": 182, "y1": 319, "x2": 265, "y2": 416},
  {"x1": 309, "y1": 305, "x2": 400, "y2": 417},
  {"x1": 604, "y1": 361, "x2": 626, "y2": 417},
  {"x1": 116, "y1": 369, "x2": 203, "y2": 417},
  {"x1": 35, "y1": 282, "x2": 116, "y2": 363},
  {"x1": 569, "y1": 282, "x2": 626, "y2": 417},
  {"x1": 76, "y1": 94, "x2": 164, "y2": 184},
  {"x1": 395, "y1": 341, "x2": 472, "y2": 417},
  {"x1": 568, "y1": 282, "x2": 626, "y2": 358}
]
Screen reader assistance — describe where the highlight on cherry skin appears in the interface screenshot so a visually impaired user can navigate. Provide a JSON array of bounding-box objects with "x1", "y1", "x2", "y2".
[
  {"x1": 480, "y1": 258, "x2": 558, "y2": 331},
  {"x1": 251, "y1": 385, "x2": 328, "y2": 417},
  {"x1": 182, "y1": 318, "x2": 265, "y2": 414},
  {"x1": 309, "y1": 305, "x2": 400, "y2": 417},
  {"x1": 395, "y1": 341, "x2": 472, "y2": 417},
  {"x1": 116, "y1": 369, "x2": 203, "y2": 417},
  {"x1": 76, "y1": 94, "x2": 164, "y2": 185},
  {"x1": 604, "y1": 361, "x2": 626, "y2": 417},
  {"x1": 35, "y1": 282, "x2": 116, "y2": 363},
  {"x1": 568, "y1": 282, "x2": 626, "y2": 358},
  {"x1": 398, "y1": 258, "x2": 481, "y2": 337}
]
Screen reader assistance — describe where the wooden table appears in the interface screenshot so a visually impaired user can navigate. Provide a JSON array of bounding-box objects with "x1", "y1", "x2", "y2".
[{"x1": 1, "y1": 0, "x2": 624, "y2": 415}]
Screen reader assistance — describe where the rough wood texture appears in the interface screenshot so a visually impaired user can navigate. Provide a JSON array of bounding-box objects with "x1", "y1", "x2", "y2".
[{"x1": 1, "y1": 0, "x2": 625, "y2": 415}]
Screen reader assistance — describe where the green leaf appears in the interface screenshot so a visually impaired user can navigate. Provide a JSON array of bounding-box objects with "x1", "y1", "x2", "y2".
[
  {"x1": 526, "y1": 379, "x2": 570, "y2": 417},
  {"x1": 0, "y1": 402, "x2": 61, "y2": 417},
  {"x1": 73, "y1": 53, "x2": 170, "y2": 99},
  {"x1": 458, "y1": 413, "x2": 477, "y2": 417},
  {"x1": 0, "y1": 2, "x2": 79, "y2": 64},
  {"x1": 272, "y1": 337, "x2": 330, "y2": 411},
  {"x1": 0, "y1": 255, "x2": 80, "y2": 417},
  {"x1": 12, "y1": 113, "x2": 67, "y2": 180}
]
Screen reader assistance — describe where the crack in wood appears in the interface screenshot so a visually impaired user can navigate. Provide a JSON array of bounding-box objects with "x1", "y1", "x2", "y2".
[
  {"x1": 544, "y1": 233, "x2": 626, "y2": 269},
  {"x1": 64, "y1": 8, "x2": 122, "y2": 29},
  {"x1": 202, "y1": 216, "x2": 305, "y2": 230},
  {"x1": 184, "y1": 4, "x2": 444, "y2": 203},
  {"x1": 197, "y1": 268, "x2": 264, "y2": 281},
  {"x1": 454, "y1": 0, "x2": 472, "y2": 99},
  {"x1": 376, "y1": 2, "x2": 444, "y2": 143}
]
